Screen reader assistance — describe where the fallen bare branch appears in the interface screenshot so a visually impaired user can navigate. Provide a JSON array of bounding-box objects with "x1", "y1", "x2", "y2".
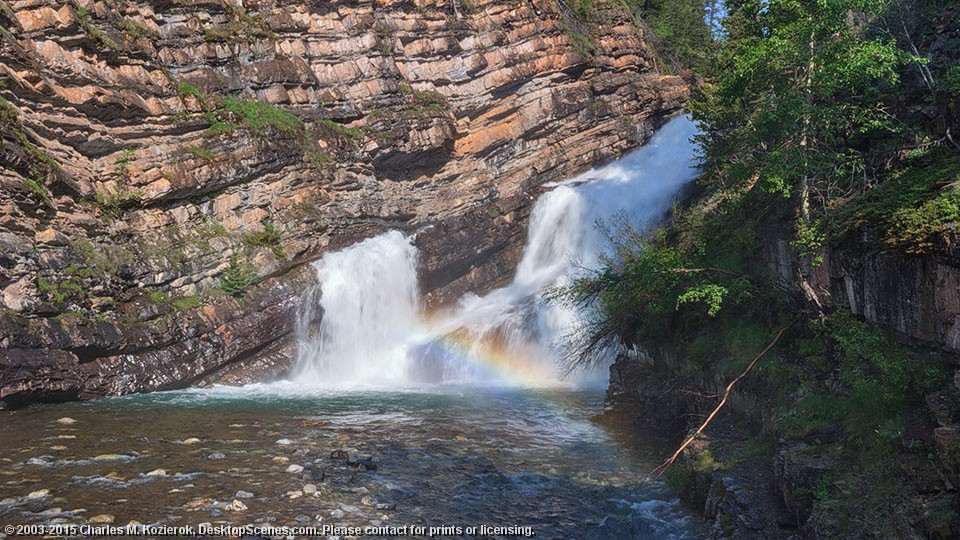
[{"x1": 652, "y1": 319, "x2": 798, "y2": 478}]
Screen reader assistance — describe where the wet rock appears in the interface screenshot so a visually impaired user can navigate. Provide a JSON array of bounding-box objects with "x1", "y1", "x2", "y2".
[
  {"x1": 286, "y1": 490, "x2": 303, "y2": 499},
  {"x1": 361, "y1": 496, "x2": 375, "y2": 506},
  {"x1": 207, "y1": 452, "x2": 226, "y2": 460},
  {"x1": 340, "y1": 504, "x2": 360, "y2": 514},
  {"x1": 235, "y1": 490, "x2": 254, "y2": 499},
  {"x1": 272, "y1": 456, "x2": 289, "y2": 463},
  {"x1": 375, "y1": 503, "x2": 396, "y2": 510},
  {"x1": 181, "y1": 438, "x2": 201, "y2": 445},
  {"x1": 56, "y1": 417, "x2": 76, "y2": 425},
  {"x1": 330, "y1": 449, "x2": 349, "y2": 460},
  {"x1": 302, "y1": 468, "x2": 325, "y2": 482},
  {"x1": 183, "y1": 498, "x2": 214, "y2": 509},
  {"x1": 89, "y1": 514, "x2": 114, "y2": 524},
  {"x1": 286, "y1": 464, "x2": 304, "y2": 474},
  {"x1": 145, "y1": 469, "x2": 167, "y2": 477},
  {"x1": 330, "y1": 509, "x2": 345, "y2": 518},
  {"x1": 348, "y1": 458, "x2": 377, "y2": 471},
  {"x1": 303, "y1": 484, "x2": 318, "y2": 495},
  {"x1": 227, "y1": 499, "x2": 248, "y2": 512},
  {"x1": 275, "y1": 439, "x2": 295, "y2": 446},
  {"x1": 27, "y1": 489, "x2": 49, "y2": 498}
]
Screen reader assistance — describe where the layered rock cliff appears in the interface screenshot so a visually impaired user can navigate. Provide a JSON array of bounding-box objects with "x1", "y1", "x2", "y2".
[{"x1": 0, "y1": 0, "x2": 687, "y2": 407}]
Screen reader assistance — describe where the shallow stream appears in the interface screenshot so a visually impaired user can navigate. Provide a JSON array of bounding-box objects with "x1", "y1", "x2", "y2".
[{"x1": 0, "y1": 384, "x2": 705, "y2": 539}]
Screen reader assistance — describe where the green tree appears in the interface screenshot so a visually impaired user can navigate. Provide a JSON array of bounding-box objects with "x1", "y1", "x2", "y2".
[
  {"x1": 626, "y1": 0, "x2": 717, "y2": 73},
  {"x1": 692, "y1": 0, "x2": 911, "y2": 223}
]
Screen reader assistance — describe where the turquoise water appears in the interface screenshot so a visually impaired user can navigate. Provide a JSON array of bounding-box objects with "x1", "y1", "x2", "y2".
[{"x1": 0, "y1": 384, "x2": 705, "y2": 539}]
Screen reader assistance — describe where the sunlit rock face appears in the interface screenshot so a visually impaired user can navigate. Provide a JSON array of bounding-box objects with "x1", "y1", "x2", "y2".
[{"x1": 0, "y1": 0, "x2": 688, "y2": 406}]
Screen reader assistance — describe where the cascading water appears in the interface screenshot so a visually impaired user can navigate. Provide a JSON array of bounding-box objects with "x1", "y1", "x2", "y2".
[
  {"x1": 293, "y1": 115, "x2": 701, "y2": 387},
  {"x1": 293, "y1": 230, "x2": 420, "y2": 385}
]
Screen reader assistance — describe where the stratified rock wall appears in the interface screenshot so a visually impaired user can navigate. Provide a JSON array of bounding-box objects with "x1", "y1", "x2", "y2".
[{"x1": 0, "y1": 0, "x2": 687, "y2": 406}]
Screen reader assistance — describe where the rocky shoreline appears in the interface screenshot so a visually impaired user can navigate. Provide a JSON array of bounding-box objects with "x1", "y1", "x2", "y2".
[{"x1": 601, "y1": 338, "x2": 960, "y2": 539}]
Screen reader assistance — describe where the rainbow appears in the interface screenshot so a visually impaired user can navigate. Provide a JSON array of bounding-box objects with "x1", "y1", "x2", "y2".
[{"x1": 409, "y1": 312, "x2": 564, "y2": 387}]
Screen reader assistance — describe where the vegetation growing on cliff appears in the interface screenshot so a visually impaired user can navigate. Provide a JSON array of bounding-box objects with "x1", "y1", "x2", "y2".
[{"x1": 566, "y1": 0, "x2": 960, "y2": 534}]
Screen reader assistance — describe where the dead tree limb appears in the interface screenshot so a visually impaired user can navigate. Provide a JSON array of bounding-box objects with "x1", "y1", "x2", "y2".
[{"x1": 652, "y1": 319, "x2": 797, "y2": 478}]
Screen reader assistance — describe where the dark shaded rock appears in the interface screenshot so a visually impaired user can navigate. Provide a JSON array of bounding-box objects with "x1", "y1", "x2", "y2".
[
  {"x1": 348, "y1": 458, "x2": 377, "y2": 471},
  {"x1": 773, "y1": 442, "x2": 842, "y2": 526},
  {"x1": 301, "y1": 468, "x2": 325, "y2": 482},
  {"x1": 330, "y1": 450, "x2": 349, "y2": 460},
  {"x1": 0, "y1": 349, "x2": 86, "y2": 408}
]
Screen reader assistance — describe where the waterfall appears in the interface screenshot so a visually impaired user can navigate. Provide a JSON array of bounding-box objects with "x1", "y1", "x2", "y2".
[
  {"x1": 293, "y1": 231, "x2": 420, "y2": 385},
  {"x1": 293, "y1": 115, "x2": 701, "y2": 387}
]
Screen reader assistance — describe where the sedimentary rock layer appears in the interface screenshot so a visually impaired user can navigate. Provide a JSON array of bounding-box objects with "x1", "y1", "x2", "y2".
[{"x1": 0, "y1": 0, "x2": 687, "y2": 406}]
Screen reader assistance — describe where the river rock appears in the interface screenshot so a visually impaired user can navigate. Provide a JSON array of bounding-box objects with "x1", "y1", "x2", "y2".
[
  {"x1": 235, "y1": 490, "x2": 254, "y2": 499},
  {"x1": 330, "y1": 509, "x2": 345, "y2": 519},
  {"x1": 302, "y1": 484, "x2": 317, "y2": 495},
  {"x1": 330, "y1": 450, "x2": 349, "y2": 460},
  {"x1": 275, "y1": 439, "x2": 295, "y2": 446},
  {"x1": 340, "y1": 504, "x2": 360, "y2": 514},
  {"x1": 89, "y1": 514, "x2": 114, "y2": 524},
  {"x1": 181, "y1": 438, "x2": 201, "y2": 445},
  {"x1": 227, "y1": 499, "x2": 247, "y2": 512},
  {"x1": 27, "y1": 489, "x2": 49, "y2": 498},
  {"x1": 286, "y1": 464, "x2": 304, "y2": 474},
  {"x1": 375, "y1": 503, "x2": 396, "y2": 510},
  {"x1": 361, "y1": 496, "x2": 374, "y2": 506},
  {"x1": 145, "y1": 469, "x2": 167, "y2": 477},
  {"x1": 348, "y1": 458, "x2": 377, "y2": 471},
  {"x1": 55, "y1": 417, "x2": 77, "y2": 425},
  {"x1": 207, "y1": 452, "x2": 226, "y2": 460},
  {"x1": 302, "y1": 468, "x2": 325, "y2": 482}
]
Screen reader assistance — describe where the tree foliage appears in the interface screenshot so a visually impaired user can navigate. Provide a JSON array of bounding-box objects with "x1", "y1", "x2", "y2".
[
  {"x1": 692, "y1": 0, "x2": 911, "y2": 207},
  {"x1": 564, "y1": 0, "x2": 958, "y2": 370},
  {"x1": 625, "y1": 0, "x2": 717, "y2": 73}
]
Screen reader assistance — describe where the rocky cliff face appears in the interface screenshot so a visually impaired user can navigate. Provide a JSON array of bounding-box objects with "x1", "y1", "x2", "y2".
[
  {"x1": 0, "y1": 0, "x2": 687, "y2": 407},
  {"x1": 763, "y1": 224, "x2": 960, "y2": 353}
]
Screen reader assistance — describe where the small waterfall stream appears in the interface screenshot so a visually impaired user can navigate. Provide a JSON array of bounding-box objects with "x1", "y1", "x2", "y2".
[{"x1": 293, "y1": 115, "x2": 701, "y2": 387}]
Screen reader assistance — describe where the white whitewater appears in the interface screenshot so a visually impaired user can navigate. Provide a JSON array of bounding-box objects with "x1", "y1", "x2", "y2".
[
  {"x1": 293, "y1": 231, "x2": 420, "y2": 385},
  {"x1": 293, "y1": 115, "x2": 701, "y2": 386}
]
